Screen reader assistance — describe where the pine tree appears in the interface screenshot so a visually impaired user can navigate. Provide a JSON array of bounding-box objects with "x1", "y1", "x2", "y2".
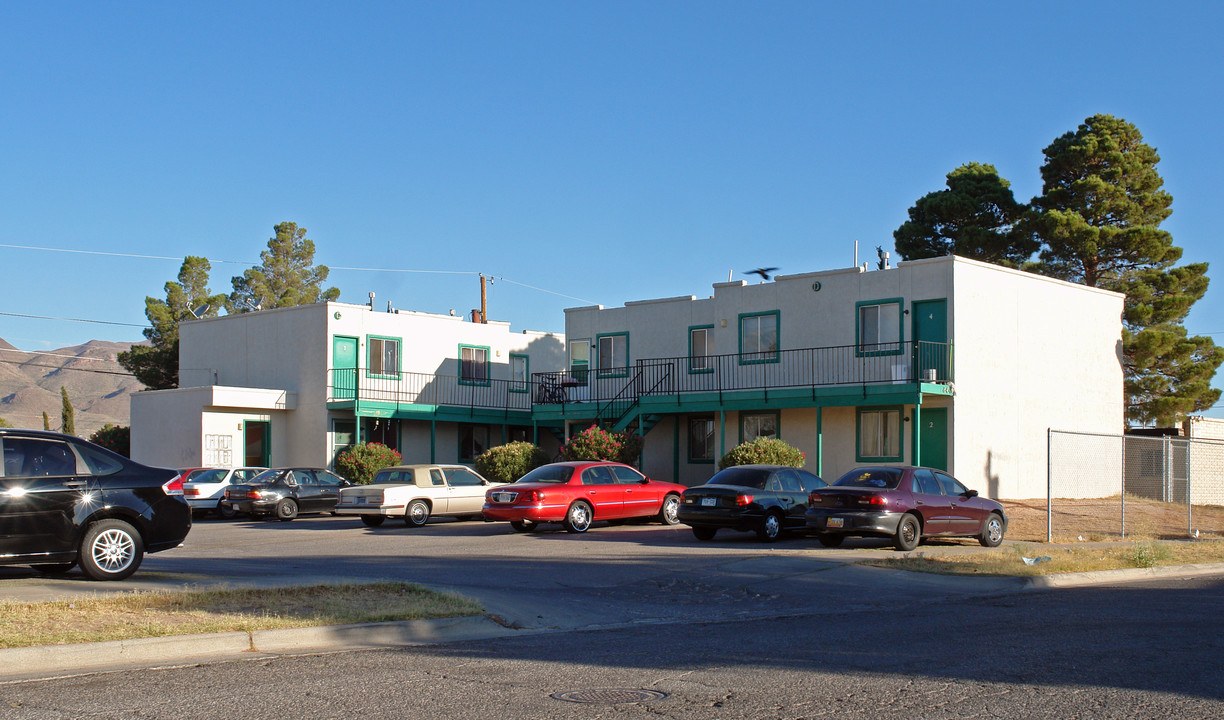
[
  {"x1": 60, "y1": 386, "x2": 75, "y2": 436},
  {"x1": 42, "y1": 411, "x2": 49, "y2": 431},
  {"x1": 894, "y1": 163, "x2": 1036, "y2": 267},
  {"x1": 1028, "y1": 114, "x2": 1222, "y2": 425},
  {"x1": 229, "y1": 222, "x2": 340, "y2": 312},
  {"x1": 118, "y1": 256, "x2": 227, "y2": 389}
]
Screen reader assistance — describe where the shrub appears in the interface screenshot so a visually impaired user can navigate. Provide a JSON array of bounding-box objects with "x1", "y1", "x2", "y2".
[
  {"x1": 89, "y1": 424, "x2": 131, "y2": 457},
  {"x1": 718, "y1": 437, "x2": 805, "y2": 470},
  {"x1": 475, "y1": 442, "x2": 550, "y2": 483},
  {"x1": 334, "y1": 442, "x2": 402, "y2": 485},
  {"x1": 559, "y1": 425, "x2": 643, "y2": 466}
]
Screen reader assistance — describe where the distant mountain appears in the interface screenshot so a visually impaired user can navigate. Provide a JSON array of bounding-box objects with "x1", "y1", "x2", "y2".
[{"x1": 0, "y1": 338, "x2": 145, "y2": 436}]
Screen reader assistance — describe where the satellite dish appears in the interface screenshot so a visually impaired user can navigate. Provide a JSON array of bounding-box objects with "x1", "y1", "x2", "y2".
[
  {"x1": 243, "y1": 296, "x2": 264, "y2": 312},
  {"x1": 190, "y1": 304, "x2": 210, "y2": 319}
]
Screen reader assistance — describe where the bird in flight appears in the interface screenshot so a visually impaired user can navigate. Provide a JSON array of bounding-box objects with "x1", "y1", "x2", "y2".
[{"x1": 745, "y1": 267, "x2": 779, "y2": 281}]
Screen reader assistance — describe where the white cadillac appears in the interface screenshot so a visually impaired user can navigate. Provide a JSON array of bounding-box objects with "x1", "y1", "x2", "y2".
[{"x1": 336, "y1": 464, "x2": 506, "y2": 527}]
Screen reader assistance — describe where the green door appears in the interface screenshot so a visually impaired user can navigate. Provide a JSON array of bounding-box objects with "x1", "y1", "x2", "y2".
[
  {"x1": 917, "y1": 407, "x2": 948, "y2": 471},
  {"x1": 333, "y1": 335, "x2": 358, "y2": 400},
  {"x1": 912, "y1": 298, "x2": 948, "y2": 381},
  {"x1": 244, "y1": 421, "x2": 271, "y2": 467}
]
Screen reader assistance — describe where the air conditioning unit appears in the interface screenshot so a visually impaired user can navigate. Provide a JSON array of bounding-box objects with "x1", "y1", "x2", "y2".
[{"x1": 921, "y1": 369, "x2": 938, "y2": 382}]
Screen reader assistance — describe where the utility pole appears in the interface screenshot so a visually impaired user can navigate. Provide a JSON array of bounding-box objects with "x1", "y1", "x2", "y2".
[{"x1": 479, "y1": 274, "x2": 488, "y2": 323}]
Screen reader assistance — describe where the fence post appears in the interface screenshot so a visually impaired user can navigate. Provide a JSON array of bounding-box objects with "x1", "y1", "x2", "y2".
[
  {"x1": 1120, "y1": 434, "x2": 1126, "y2": 540},
  {"x1": 1047, "y1": 428, "x2": 1052, "y2": 543},
  {"x1": 1188, "y1": 438, "x2": 1193, "y2": 537}
]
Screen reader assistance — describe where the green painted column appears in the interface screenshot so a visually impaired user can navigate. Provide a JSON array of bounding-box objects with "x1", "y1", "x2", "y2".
[
  {"x1": 719, "y1": 410, "x2": 727, "y2": 459},
  {"x1": 911, "y1": 403, "x2": 921, "y2": 467},
  {"x1": 429, "y1": 418, "x2": 436, "y2": 464},
  {"x1": 815, "y1": 406, "x2": 823, "y2": 477},
  {"x1": 672, "y1": 416, "x2": 680, "y2": 483}
]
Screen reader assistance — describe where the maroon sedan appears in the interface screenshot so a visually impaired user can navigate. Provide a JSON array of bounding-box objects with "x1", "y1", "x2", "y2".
[
  {"x1": 482, "y1": 461, "x2": 687, "y2": 533},
  {"x1": 805, "y1": 466, "x2": 1007, "y2": 551}
]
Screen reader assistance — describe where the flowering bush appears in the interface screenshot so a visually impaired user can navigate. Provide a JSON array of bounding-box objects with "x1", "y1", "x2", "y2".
[
  {"x1": 560, "y1": 425, "x2": 643, "y2": 465},
  {"x1": 89, "y1": 424, "x2": 130, "y2": 457},
  {"x1": 475, "y1": 442, "x2": 550, "y2": 482},
  {"x1": 334, "y1": 442, "x2": 402, "y2": 485},
  {"x1": 717, "y1": 437, "x2": 805, "y2": 470}
]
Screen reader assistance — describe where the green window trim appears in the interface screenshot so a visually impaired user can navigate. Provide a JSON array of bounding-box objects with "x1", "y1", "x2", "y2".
[
  {"x1": 509, "y1": 353, "x2": 530, "y2": 393},
  {"x1": 738, "y1": 410, "x2": 780, "y2": 444},
  {"x1": 737, "y1": 310, "x2": 780, "y2": 365},
  {"x1": 365, "y1": 335, "x2": 403, "y2": 380},
  {"x1": 688, "y1": 324, "x2": 715, "y2": 374},
  {"x1": 569, "y1": 338, "x2": 590, "y2": 386},
  {"x1": 459, "y1": 344, "x2": 492, "y2": 387},
  {"x1": 595, "y1": 332, "x2": 630, "y2": 378},
  {"x1": 856, "y1": 405, "x2": 905, "y2": 462},
  {"x1": 855, "y1": 298, "x2": 904, "y2": 357}
]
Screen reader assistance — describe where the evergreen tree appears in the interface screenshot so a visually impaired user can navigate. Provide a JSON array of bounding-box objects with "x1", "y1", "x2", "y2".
[
  {"x1": 119, "y1": 256, "x2": 227, "y2": 389},
  {"x1": 894, "y1": 162, "x2": 1036, "y2": 267},
  {"x1": 229, "y1": 222, "x2": 340, "y2": 312},
  {"x1": 42, "y1": 411, "x2": 49, "y2": 431},
  {"x1": 60, "y1": 386, "x2": 74, "y2": 436},
  {"x1": 1028, "y1": 114, "x2": 1222, "y2": 425},
  {"x1": 0, "y1": 416, "x2": 11, "y2": 428}
]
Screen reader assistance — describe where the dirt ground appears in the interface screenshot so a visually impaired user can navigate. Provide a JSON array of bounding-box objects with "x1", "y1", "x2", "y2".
[{"x1": 1000, "y1": 496, "x2": 1224, "y2": 542}]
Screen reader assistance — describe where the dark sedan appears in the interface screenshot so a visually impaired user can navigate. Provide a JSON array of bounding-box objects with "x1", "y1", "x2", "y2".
[
  {"x1": 806, "y1": 466, "x2": 1007, "y2": 550},
  {"x1": 678, "y1": 464, "x2": 826, "y2": 542},
  {"x1": 0, "y1": 428, "x2": 191, "y2": 580},
  {"x1": 224, "y1": 468, "x2": 350, "y2": 521}
]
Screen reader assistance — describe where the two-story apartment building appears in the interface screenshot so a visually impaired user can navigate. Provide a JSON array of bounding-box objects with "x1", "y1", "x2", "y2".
[
  {"x1": 534, "y1": 255, "x2": 1123, "y2": 498},
  {"x1": 130, "y1": 302, "x2": 567, "y2": 470}
]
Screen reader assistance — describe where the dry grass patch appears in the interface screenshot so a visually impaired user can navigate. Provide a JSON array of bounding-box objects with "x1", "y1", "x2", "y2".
[
  {"x1": 1000, "y1": 497, "x2": 1224, "y2": 543},
  {"x1": 861, "y1": 539, "x2": 1224, "y2": 577},
  {"x1": 0, "y1": 582, "x2": 483, "y2": 649}
]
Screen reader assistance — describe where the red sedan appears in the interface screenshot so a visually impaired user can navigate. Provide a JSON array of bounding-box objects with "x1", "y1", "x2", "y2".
[{"x1": 482, "y1": 461, "x2": 687, "y2": 533}]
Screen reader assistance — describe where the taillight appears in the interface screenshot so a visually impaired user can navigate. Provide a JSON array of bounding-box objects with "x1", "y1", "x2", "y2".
[
  {"x1": 808, "y1": 493, "x2": 822, "y2": 504},
  {"x1": 162, "y1": 475, "x2": 184, "y2": 496},
  {"x1": 184, "y1": 487, "x2": 200, "y2": 497},
  {"x1": 249, "y1": 490, "x2": 263, "y2": 500},
  {"x1": 523, "y1": 490, "x2": 544, "y2": 503},
  {"x1": 858, "y1": 495, "x2": 887, "y2": 507},
  {"x1": 735, "y1": 494, "x2": 754, "y2": 506}
]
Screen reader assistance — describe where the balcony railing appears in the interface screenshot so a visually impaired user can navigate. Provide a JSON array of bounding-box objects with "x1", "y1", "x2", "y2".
[{"x1": 328, "y1": 369, "x2": 533, "y2": 412}]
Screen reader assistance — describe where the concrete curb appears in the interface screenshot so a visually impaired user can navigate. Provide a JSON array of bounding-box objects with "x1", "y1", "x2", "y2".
[
  {"x1": 0, "y1": 615, "x2": 513, "y2": 681},
  {"x1": 1023, "y1": 561, "x2": 1224, "y2": 589}
]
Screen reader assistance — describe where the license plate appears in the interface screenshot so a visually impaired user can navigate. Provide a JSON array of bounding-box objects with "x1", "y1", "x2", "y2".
[
  {"x1": 231, "y1": 503, "x2": 241, "y2": 510},
  {"x1": 827, "y1": 517, "x2": 844, "y2": 528},
  {"x1": 493, "y1": 492, "x2": 513, "y2": 503},
  {"x1": 701, "y1": 497, "x2": 716, "y2": 507}
]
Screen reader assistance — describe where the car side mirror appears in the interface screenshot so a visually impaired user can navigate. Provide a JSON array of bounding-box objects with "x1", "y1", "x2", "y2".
[
  {"x1": 640, "y1": 478, "x2": 649, "y2": 484},
  {"x1": 964, "y1": 489, "x2": 978, "y2": 498}
]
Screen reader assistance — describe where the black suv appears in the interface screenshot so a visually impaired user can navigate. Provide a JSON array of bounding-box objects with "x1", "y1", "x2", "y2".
[{"x1": 0, "y1": 428, "x2": 192, "y2": 580}]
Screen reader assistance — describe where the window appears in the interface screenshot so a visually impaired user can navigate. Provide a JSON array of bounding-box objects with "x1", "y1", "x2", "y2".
[
  {"x1": 936, "y1": 472, "x2": 968, "y2": 496},
  {"x1": 740, "y1": 411, "x2": 778, "y2": 442},
  {"x1": 582, "y1": 466, "x2": 617, "y2": 485},
  {"x1": 332, "y1": 420, "x2": 355, "y2": 467},
  {"x1": 509, "y1": 353, "x2": 529, "y2": 392},
  {"x1": 689, "y1": 325, "x2": 714, "y2": 373},
  {"x1": 361, "y1": 418, "x2": 399, "y2": 451},
  {"x1": 446, "y1": 468, "x2": 485, "y2": 487},
  {"x1": 856, "y1": 299, "x2": 902, "y2": 355},
  {"x1": 858, "y1": 407, "x2": 903, "y2": 461},
  {"x1": 612, "y1": 466, "x2": 646, "y2": 484},
  {"x1": 569, "y1": 339, "x2": 590, "y2": 384},
  {"x1": 460, "y1": 424, "x2": 489, "y2": 462},
  {"x1": 368, "y1": 336, "x2": 401, "y2": 378},
  {"x1": 739, "y1": 311, "x2": 779, "y2": 364},
  {"x1": 912, "y1": 468, "x2": 941, "y2": 495},
  {"x1": 460, "y1": 345, "x2": 490, "y2": 386},
  {"x1": 597, "y1": 333, "x2": 629, "y2": 377},
  {"x1": 1, "y1": 437, "x2": 79, "y2": 477},
  {"x1": 689, "y1": 416, "x2": 715, "y2": 463}
]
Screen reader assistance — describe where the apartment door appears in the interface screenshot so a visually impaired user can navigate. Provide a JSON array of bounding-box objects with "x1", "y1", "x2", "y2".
[
  {"x1": 917, "y1": 407, "x2": 948, "y2": 471},
  {"x1": 332, "y1": 335, "x2": 359, "y2": 400},
  {"x1": 912, "y1": 298, "x2": 948, "y2": 381},
  {"x1": 244, "y1": 421, "x2": 271, "y2": 467}
]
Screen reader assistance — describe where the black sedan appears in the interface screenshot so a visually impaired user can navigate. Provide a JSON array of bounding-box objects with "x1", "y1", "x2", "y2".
[
  {"x1": 0, "y1": 428, "x2": 191, "y2": 581},
  {"x1": 678, "y1": 464, "x2": 826, "y2": 542},
  {"x1": 224, "y1": 468, "x2": 350, "y2": 521}
]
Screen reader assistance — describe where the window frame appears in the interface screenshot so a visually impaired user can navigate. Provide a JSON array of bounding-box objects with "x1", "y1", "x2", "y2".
[
  {"x1": 856, "y1": 406, "x2": 904, "y2": 462},
  {"x1": 855, "y1": 298, "x2": 904, "y2": 357},
  {"x1": 509, "y1": 353, "x2": 530, "y2": 393},
  {"x1": 739, "y1": 411, "x2": 780, "y2": 443},
  {"x1": 738, "y1": 311, "x2": 780, "y2": 365},
  {"x1": 688, "y1": 415, "x2": 716, "y2": 464},
  {"x1": 688, "y1": 324, "x2": 715, "y2": 374},
  {"x1": 569, "y1": 339, "x2": 590, "y2": 385},
  {"x1": 366, "y1": 335, "x2": 402, "y2": 379},
  {"x1": 459, "y1": 344, "x2": 491, "y2": 387},
  {"x1": 595, "y1": 332, "x2": 630, "y2": 378},
  {"x1": 458, "y1": 423, "x2": 490, "y2": 462}
]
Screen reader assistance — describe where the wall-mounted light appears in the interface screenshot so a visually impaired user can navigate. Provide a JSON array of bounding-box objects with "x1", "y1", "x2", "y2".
[{"x1": 720, "y1": 319, "x2": 727, "y2": 328}]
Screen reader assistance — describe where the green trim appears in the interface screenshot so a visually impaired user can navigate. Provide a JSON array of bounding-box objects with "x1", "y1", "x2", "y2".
[
  {"x1": 855, "y1": 298, "x2": 904, "y2": 357},
  {"x1": 739, "y1": 410, "x2": 781, "y2": 444},
  {"x1": 687, "y1": 415, "x2": 717, "y2": 464},
  {"x1": 595, "y1": 332, "x2": 630, "y2": 378},
  {"x1": 738, "y1": 310, "x2": 780, "y2": 365},
  {"x1": 458, "y1": 344, "x2": 491, "y2": 387},
  {"x1": 855, "y1": 405, "x2": 905, "y2": 462},
  {"x1": 688, "y1": 324, "x2": 715, "y2": 374},
  {"x1": 509, "y1": 353, "x2": 530, "y2": 393},
  {"x1": 569, "y1": 338, "x2": 590, "y2": 385},
  {"x1": 365, "y1": 335, "x2": 402, "y2": 379}
]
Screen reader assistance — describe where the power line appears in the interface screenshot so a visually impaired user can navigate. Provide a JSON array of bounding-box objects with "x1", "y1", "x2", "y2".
[
  {"x1": 0, "y1": 357, "x2": 136, "y2": 377},
  {"x1": 0, "y1": 311, "x2": 148, "y2": 328},
  {"x1": 0, "y1": 348, "x2": 129, "y2": 362}
]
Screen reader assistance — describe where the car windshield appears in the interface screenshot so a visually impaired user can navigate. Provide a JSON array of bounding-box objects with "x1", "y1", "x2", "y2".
[
  {"x1": 706, "y1": 467, "x2": 770, "y2": 490},
  {"x1": 516, "y1": 465, "x2": 575, "y2": 484},
  {"x1": 834, "y1": 468, "x2": 902, "y2": 489}
]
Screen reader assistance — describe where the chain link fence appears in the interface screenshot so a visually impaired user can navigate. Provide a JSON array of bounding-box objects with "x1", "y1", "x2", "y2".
[{"x1": 1047, "y1": 430, "x2": 1224, "y2": 542}]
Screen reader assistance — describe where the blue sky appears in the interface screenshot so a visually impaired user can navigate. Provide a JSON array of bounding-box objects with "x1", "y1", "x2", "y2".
[{"x1": 3, "y1": 3, "x2": 1223, "y2": 410}]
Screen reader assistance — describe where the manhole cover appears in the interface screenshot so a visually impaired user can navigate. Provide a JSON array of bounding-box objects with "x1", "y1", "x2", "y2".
[{"x1": 551, "y1": 689, "x2": 669, "y2": 704}]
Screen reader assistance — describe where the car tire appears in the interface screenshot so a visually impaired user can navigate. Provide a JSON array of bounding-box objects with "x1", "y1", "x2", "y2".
[
  {"x1": 79, "y1": 519, "x2": 144, "y2": 581},
  {"x1": 979, "y1": 512, "x2": 1005, "y2": 547},
  {"x1": 510, "y1": 519, "x2": 539, "y2": 532},
  {"x1": 656, "y1": 494, "x2": 682, "y2": 525},
  {"x1": 216, "y1": 501, "x2": 237, "y2": 520},
  {"x1": 691, "y1": 526, "x2": 717, "y2": 541},
  {"x1": 276, "y1": 499, "x2": 299, "y2": 521},
  {"x1": 893, "y1": 514, "x2": 921, "y2": 551},
  {"x1": 361, "y1": 515, "x2": 386, "y2": 528},
  {"x1": 31, "y1": 562, "x2": 77, "y2": 574},
  {"x1": 816, "y1": 533, "x2": 844, "y2": 548},
  {"x1": 405, "y1": 500, "x2": 430, "y2": 527},
  {"x1": 756, "y1": 512, "x2": 784, "y2": 542},
  {"x1": 563, "y1": 501, "x2": 592, "y2": 533}
]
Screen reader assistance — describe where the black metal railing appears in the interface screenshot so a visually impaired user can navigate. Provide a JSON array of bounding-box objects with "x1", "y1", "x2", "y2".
[{"x1": 328, "y1": 369, "x2": 533, "y2": 412}]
